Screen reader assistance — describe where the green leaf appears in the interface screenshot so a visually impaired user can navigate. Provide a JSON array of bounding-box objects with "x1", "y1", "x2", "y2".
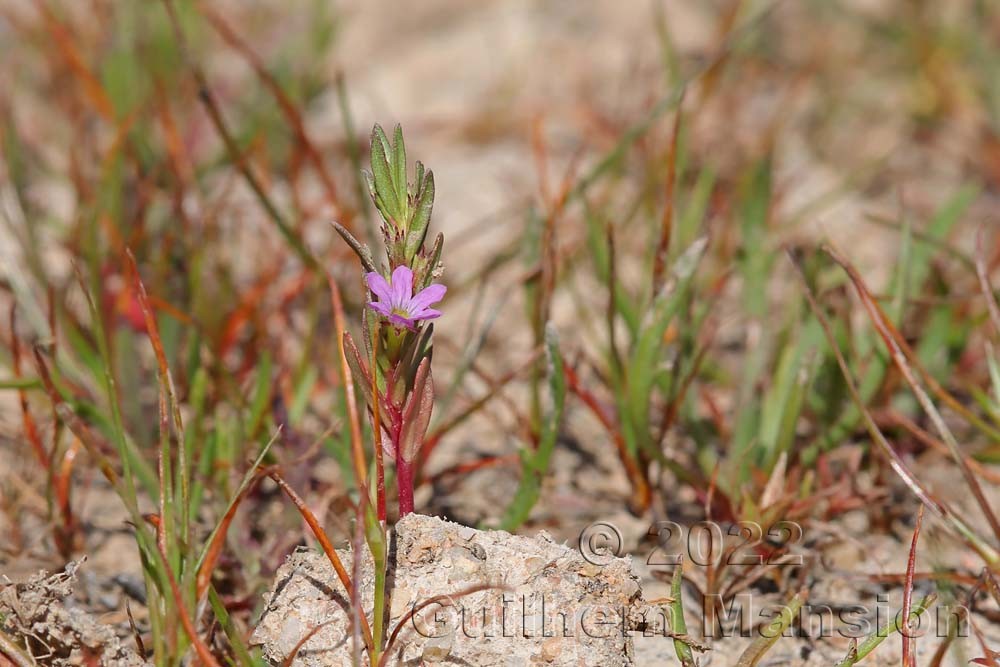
[
  {"x1": 392, "y1": 123, "x2": 408, "y2": 220},
  {"x1": 670, "y1": 564, "x2": 697, "y2": 667},
  {"x1": 676, "y1": 166, "x2": 715, "y2": 254},
  {"x1": 247, "y1": 353, "x2": 273, "y2": 438},
  {"x1": 757, "y1": 321, "x2": 820, "y2": 470},
  {"x1": 736, "y1": 589, "x2": 807, "y2": 667},
  {"x1": 414, "y1": 160, "x2": 425, "y2": 193},
  {"x1": 370, "y1": 125, "x2": 399, "y2": 221},
  {"x1": 625, "y1": 237, "x2": 706, "y2": 455},
  {"x1": 406, "y1": 170, "x2": 435, "y2": 260},
  {"x1": 987, "y1": 345, "x2": 1000, "y2": 409},
  {"x1": 583, "y1": 202, "x2": 639, "y2": 335},
  {"x1": 833, "y1": 594, "x2": 936, "y2": 667},
  {"x1": 814, "y1": 186, "x2": 976, "y2": 454},
  {"x1": 290, "y1": 366, "x2": 319, "y2": 423},
  {"x1": 498, "y1": 324, "x2": 565, "y2": 530}
]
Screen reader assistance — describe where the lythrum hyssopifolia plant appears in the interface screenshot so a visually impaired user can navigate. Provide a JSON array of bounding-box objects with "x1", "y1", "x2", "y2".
[
  {"x1": 330, "y1": 123, "x2": 446, "y2": 665},
  {"x1": 336, "y1": 123, "x2": 444, "y2": 521}
]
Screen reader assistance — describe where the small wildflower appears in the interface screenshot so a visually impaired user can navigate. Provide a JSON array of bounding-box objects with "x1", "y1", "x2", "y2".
[{"x1": 366, "y1": 265, "x2": 445, "y2": 330}]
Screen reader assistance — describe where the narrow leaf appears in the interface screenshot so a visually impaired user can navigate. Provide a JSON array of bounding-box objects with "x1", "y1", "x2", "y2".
[
  {"x1": 399, "y1": 358, "x2": 434, "y2": 463},
  {"x1": 370, "y1": 125, "x2": 399, "y2": 221},
  {"x1": 406, "y1": 170, "x2": 434, "y2": 260},
  {"x1": 332, "y1": 221, "x2": 376, "y2": 273}
]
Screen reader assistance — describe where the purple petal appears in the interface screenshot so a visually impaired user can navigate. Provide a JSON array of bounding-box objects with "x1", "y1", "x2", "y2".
[
  {"x1": 367, "y1": 301, "x2": 392, "y2": 316},
  {"x1": 390, "y1": 265, "x2": 413, "y2": 308},
  {"x1": 366, "y1": 272, "x2": 392, "y2": 304},
  {"x1": 409, "y1": 283, "x2": 446, "y2": 312},
  {"x1": 411, "y1": 308, "x2": 442, "y2": 321},
  {"x1": 388, "y1": 313, "x2": 416, "y2": 330}
]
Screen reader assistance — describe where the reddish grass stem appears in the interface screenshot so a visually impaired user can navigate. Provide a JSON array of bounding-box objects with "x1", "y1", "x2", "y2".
[
  {"x1": 823, "y1": 244, "x2": 1000, "y2": 543},
  {"x1": 267, "y1": 470, "x2": 375, "y2": 653},
  {"x1": 564, "y1": 363, "x2": 651, "y2": 512},
  {"x1": 901, "y1": 505, "x2": 924, "y2": 667},
  {"x1": 328, "y1": 276, "x2": 369, "y2": 494}
]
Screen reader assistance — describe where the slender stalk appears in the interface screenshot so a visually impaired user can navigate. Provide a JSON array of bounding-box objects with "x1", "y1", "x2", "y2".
[
  {"x1": 372, "y1": 328, "x2": 386, "y2": 521},
  {"x1": 363, "y1": 499, "x2": 387, "y2": 665},
  {"x1": 834, "y1": 595, "x2": 936, "y2": 667},
  {"x1": 329, "y1": 276, "x2": 368, "y2": 489},
  {"x1": 736, "y1": 588, "x2": 808, "y2": 667},
  {"x1": 670, "y1": 560, "x2": 697, "y2": 667},
  {"x1": 901, "y1": 505, "x2": 924, "y2": 667},
  {"x1": 396, "y1": 448, "x2": 414, "y2": 517}
]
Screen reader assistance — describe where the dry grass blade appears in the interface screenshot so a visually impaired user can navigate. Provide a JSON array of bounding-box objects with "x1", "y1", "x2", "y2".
[
  {"x1": 877, "y1": 410, "x2": 1000, "y2": 484},
  {"x1": 198, "y1": 3, "x2": 344, "y2": 221},
  {"x1": 788, "y1": 249, "x2": 1000, "y2": 564},
  {"x1": 160, "y1": 0, "x2": 318, "y2": 270},
  {"x1": 975, "y1": 223, "x2": 1000, "y2": 338},
  {"x1": 823, "y1": 244, "x2": 1000, "y2": 544},
  {"x1": 901, "y1": 505, "x2": 924, "y2": 667},
  {"x1": 9, "y1": 306, "x2": 46, "y2": 467},
  {"x1": 564, "y1": 362, "x2": 651, "y2": 512},
  {"x1": 328, "y1": 275, "x2": 368, "y2": 491},
  {"x1": 31, "y1": 347, "x2": 120, "y2": 489},
  {"x1": 126, "y1": 250, "x2": 188, "y2": 506},
  {"x1": 124, "y1": 599, "x2": 146, "y2": 658},
  {"x1": 53, "y1": 439, "x2": 80, "y2": 555},
  {"x1": 827, "y1": 244, "x2": 1000, "y2": 441},
  {"x1": 195, "y1": 469, "x2": 265, "y2": 600},
  {"x1": 983, "y1": 567, "x2": 1000, "y2": 615},
  {"x1": 196, "y1": 430, "x2": 278, "y2": 605},
  {"x1": 969, "y1": 617, "x2": 1000, "y2": 667},
  {"x1": 378, "y1": 584, "x2": 506, "y2": 667},
  {"x1": 153, "y1": 540, "x2": 223, "y2": 667},
  {"x1": 282, "y1": 621, "x2": 335, "y2": 667},
  {"x1": 652, "y1": 90, "x2": 685, "y2": 290},
  {"x1": 959, "y1": 570, "x2": 999, "y2": 667},
  {"x1": 126, "y1": 252, "x2": 174, "y2": 555},
  {"x1": 32, "y1": 0, "x2": 114, "y2": 122},
  {"x1": 268, "y1": 470, "x2": 375, "y2": 653}
]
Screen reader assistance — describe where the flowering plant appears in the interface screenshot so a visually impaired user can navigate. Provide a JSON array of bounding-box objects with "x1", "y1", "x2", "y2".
[{"x1": 334, "y1": 124, "x2": 444, "y2": 520}]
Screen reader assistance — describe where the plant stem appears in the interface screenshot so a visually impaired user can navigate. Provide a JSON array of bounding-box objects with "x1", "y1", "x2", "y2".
[
  {"x1": 363, "y1": 502, "x2": 387, "y2": 665},
  {"x1": 397, "y1": 450, "x2": 414, "y2": 516}
]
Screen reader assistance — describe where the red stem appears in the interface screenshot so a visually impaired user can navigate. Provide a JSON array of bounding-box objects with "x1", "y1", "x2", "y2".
[{"x1": 397, "y1": 454, "x2": 414, "y2": 517}]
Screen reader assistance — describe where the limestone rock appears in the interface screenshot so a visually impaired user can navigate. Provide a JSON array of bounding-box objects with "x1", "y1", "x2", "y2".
[{"x1": 251, "y1": 514, "x2": 644, "y2": 666}]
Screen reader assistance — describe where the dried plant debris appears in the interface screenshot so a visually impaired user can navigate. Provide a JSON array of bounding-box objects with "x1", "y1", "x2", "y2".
[
  {"x1": 0, "y1": 561, "x2": 147, "y2": 667},
  {"x1": 252, "y1": 513, "x2": 645, "y2": 666}
]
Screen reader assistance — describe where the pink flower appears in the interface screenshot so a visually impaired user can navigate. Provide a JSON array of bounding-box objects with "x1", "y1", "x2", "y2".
[{"x1": 366, "y1": 266, "x2": 446, "y2": 330}]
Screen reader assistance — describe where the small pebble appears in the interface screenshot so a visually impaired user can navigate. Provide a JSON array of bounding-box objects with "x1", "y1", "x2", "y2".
[{"x1": 421, "y1": 633, "x2": 453, "y2": 662}]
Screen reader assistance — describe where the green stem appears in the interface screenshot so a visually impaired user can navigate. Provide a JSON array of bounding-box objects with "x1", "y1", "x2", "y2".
[{"x1": 364, "y1": 503, "x2": 388, "y2": 664}]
